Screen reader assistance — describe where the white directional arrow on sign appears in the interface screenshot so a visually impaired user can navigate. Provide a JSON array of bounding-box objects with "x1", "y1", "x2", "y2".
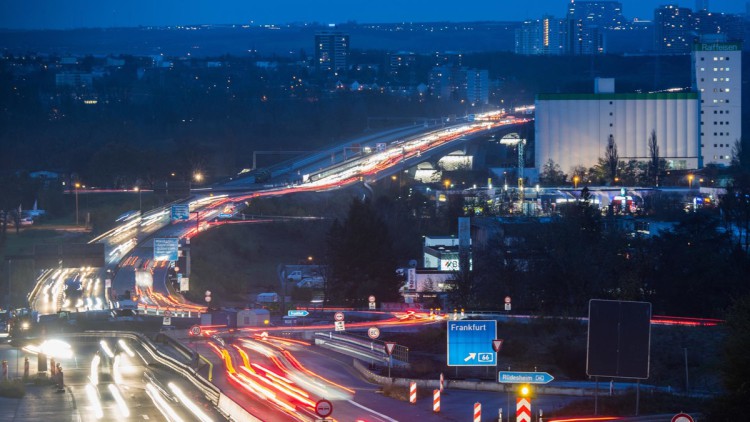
[{"x1": 464, "y1": 353, "x2": 476, "y2": 362}]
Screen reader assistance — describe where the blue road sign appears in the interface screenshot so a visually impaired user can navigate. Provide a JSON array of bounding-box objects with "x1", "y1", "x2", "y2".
[
  {"x1": 447, "y1": 320, "x2": 497, "y2": 366},
  {"x1": 171, "y1": 204, "x2": 190, "y2": 221},
  {"x1": 498, "y1": 371, "x2": 555, "y2": 384},
  {"x1": 287, "y1": 310, "x2": 309, "y2": 317},
  {"x1": 154, "y1": 238, "x2": 179, "y2": 261}
]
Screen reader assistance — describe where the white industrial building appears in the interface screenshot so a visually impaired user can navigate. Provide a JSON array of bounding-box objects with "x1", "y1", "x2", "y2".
[
  {"x1": 692, "y1": 41, "x2": 742, "y2": 166},
  {"x1": 535, "y1": 78, "x2": 700, "y2": 175}
]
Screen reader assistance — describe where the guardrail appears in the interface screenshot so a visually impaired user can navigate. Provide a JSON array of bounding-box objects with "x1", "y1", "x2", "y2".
[{"x1": 313, "y1": 331, "x2": 409, "y2": 367}]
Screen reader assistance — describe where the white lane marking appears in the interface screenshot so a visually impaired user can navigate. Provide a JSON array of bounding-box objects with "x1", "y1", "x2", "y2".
[{"x1": 347, "y1": 400, "x2": 399, "y2": 422}]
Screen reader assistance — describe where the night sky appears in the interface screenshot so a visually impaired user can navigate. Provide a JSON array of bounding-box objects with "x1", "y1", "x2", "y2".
[{"x1": 0, "y1": 0, "x2": 746, "y2": 29}]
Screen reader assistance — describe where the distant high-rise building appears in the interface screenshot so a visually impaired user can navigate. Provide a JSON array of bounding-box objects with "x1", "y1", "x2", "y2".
[
  {"x1": 465, "y1": 69, "x2": 489, "y2": 105},
  {"x1": 693, "y1": 40, "x2": 742, "y2": 166},
  {"x1": 654, "y1": 4, "x2": 695, "y2": 54},
  {"x1": 564, "y1": 1, "x2": 611, "y2": 54},
  {"x1": 571, "y1": 1, "x2": 625, "y2": 29},
  {"x1": 315, "y1": 30, "x2": 349, "y2": 73},
  {"x1": 429, "y1": 66, "x2": 454, "y2": 100},
  {"x1": 515, "y1": 16, "x2": 563, "y2": 55},
  {"x1": 694, "y1": 10, "x2": 744, "y2": 42}
]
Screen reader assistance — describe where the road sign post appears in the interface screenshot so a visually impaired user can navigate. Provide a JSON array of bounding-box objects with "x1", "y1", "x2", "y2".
[
  {"x1": 385, "y1": 342, "x2": 396, "y2": 379},
  {"x1": 447, "y1": 320, "x2": 497, "y2": 366}
]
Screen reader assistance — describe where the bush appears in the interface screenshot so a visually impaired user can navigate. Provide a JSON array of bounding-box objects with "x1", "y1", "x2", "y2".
[{"x1": 0, "y1": 379, "x2": 26, "y2": 398}]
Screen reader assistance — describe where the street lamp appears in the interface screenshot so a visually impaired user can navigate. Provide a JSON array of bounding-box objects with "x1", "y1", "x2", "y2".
[
  {"x1": 134, "y1": 187, "x2": 142, "y2": 213},
  {"x1": 443, "y1": 179, "x2": 451, "y2": 190},
  {"x1": 74, "y1": 182, "x2": 81, "y2": 226},
  {"x1": 688, "y1": 174, "x2": 694, "y2": 189},
  {"x1": 194, "y1": 172, "x2": 204, "y2": 183},
  {"x1": 573, "y1": 175, "x2": 580, "y2": 189}
]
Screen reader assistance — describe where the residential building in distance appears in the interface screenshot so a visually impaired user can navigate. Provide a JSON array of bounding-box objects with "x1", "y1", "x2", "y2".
[
  {"x1": 315, "y1": 29, "x2": 349, "y2": 73},
  {"x1": 465, "y1": 69, "x2": 489, "y2": 105},
  {"x1": 692, "y1": 40, "x2": 742, "y2": 166},
  {"x1": 654, "y1": 4, "x2": 694, "y2": 53},
  {"x1": 535, "y1": 78, "x2": 700, "y2": 175},
  {"x1": 515, "y1": 16, "x2": 563, "y2": 55}
]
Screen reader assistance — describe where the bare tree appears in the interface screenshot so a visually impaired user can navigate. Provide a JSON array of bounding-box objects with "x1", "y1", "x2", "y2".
[
  {"x1": 648, "y1": 130, "x2": 660, "y2": 187},
  {"x1": 605, "y1": 134, "x2": 619, "y2": 185}
]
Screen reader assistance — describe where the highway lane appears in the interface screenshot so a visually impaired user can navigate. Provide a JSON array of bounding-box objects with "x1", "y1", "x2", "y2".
[{"x1": 2, "y1": 338, "x2": 227, "y2": 421}]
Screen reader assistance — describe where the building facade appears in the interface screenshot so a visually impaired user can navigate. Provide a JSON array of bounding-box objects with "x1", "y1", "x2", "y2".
[
  {"x1": 515, "y1": 16, "x2": 563, "y2": 55},
  {"x1": 654, "y1": 4, "x2": 694, "y2": 54},
  {"x1": 692, "y1": 41, "x2": 742, "y2": 165},
  {"x1": 535, "y1": 89, "x2": 700, "y2": 174},
  {"x1": 315, "y1": 30, "x2": 349, "y2": 73}
]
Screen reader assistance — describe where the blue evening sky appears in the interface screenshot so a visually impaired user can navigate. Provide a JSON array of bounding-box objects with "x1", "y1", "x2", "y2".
[{"x1": 0, "y1": 1, "x2": 746, "y2": 30}]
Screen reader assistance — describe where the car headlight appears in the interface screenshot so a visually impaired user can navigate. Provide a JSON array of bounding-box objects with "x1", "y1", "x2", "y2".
[{"x1": 21, "y1": 321, "x2": 30, "y2": 330}]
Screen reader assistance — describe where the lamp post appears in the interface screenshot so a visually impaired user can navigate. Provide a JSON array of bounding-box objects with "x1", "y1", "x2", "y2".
[
  {"x1": 134, "y1": 187, "x2": 142, "y2": 213},
  {"x1": 573, "y1": 175, "x2": 580, "y2": 189},
  {"x1": 74, "y1": 182, "x2": 81, "y2": 226},
  {"x1": 688, "y1": 174, "x2": 694, "y2": 189}
]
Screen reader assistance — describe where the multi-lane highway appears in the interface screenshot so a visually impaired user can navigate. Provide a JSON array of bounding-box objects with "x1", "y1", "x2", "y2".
[{"x1": 29, "y1": 112, "x2": 528, "y2": 316}]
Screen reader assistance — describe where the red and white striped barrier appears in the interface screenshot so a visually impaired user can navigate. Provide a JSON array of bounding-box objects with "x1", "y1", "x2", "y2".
[
  {"x1": 516, "y1": 397, "x2": 531, "y2": 422},
  {"x1": 433, "y1": 389, "x2": 440, "y2": 413},
  {"x1": 409, "y1": 381, "x2": 417, "y2": 404},
  {"x1": 473, "y1": 402, "x2": 481, "y2": 422},
  {"x1": 439, "y1": 372, "x2": 444, "y2": 392}
]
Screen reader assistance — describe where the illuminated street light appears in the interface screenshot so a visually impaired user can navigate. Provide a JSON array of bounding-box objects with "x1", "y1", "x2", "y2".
[
  {"x1": 194, "y1": 172, "x2": 204, "y2": 183},
  {"x1": 573, "y1": 175, "x2": 580, "y2": 189},
  {"x1": 74, "y1": 182, "x2": 81, "y2": 226},
  {"x1": 688, "y1": 174, "x2": 694, "y2": 189}
]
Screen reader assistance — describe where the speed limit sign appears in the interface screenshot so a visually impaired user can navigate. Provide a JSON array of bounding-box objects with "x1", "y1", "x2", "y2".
[
  {"x1": 334, "y1": 312, "x2": 344, "y2": 322},
  {"x1": 368, "y1": 327, "x2": 380, "y2": 339}
]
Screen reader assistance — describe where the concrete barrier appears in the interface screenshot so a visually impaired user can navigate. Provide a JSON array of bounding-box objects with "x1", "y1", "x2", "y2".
[{"x1": 218, "y1": 393, "x2": 263, "y2": 422}]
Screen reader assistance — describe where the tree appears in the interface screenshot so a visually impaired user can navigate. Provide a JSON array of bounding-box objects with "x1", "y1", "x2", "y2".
[
  {"x1": 648, "y1": 129, "x2": 660, "y2": 187},
  {"x1": 604, "y1": 134, "x2": 619, "y2": 185},
  {"x1": 730, "y1": 138, "x2": 747, "y2": 170},
  {"x1": 709, "y1": 294, "x2": 750, "y2": 420},
  {"x1": 539, "y1": 159, "x2": 567, "y2": 186},
  {"x1": 325, "y1": 198, "x2": 401, "y2": 306}
]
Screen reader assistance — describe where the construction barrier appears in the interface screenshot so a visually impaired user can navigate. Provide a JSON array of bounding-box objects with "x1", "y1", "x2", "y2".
[
  {"x1": 433, "y1": 389, "x2": 440, "y2": 413},
  {"x1": 517, "y1": 397, "x2": 531, "y2": 422},
  {"x1": 440, "y1": 372, "x2": 444, "y2": 392},
  {"x1": 410, "y1": 381, "x2": 417, "y2": 404},
  {"x1": 474, "y1": 402, "x2": 481, "y2": 422}
]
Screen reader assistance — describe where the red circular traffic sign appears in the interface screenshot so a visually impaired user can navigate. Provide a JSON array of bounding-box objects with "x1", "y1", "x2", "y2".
[
  {"x1": 334, "y1": 312, "x2": 344, "y2": 322},
  {"x1": 189, "y1": 325, "x2": 201, "y2": 336},
  {"x1": 368, "y1": 327, "x2": 380, "y2": 339},
  {"x1": 671, "y1": 413, "x2": 694, "y2": 422},
  {"x1": 368, "y1": 295, "x2": 376, "y2": 303},
  {"x1": 504, "y1": 296, "x2": 511, "y2": 303},
  {"x1": 315, "y1": 399, "x2": 333, "y2": 417},
  {"x1": 205, "y1": 296, "x2": 212, "y2": 303},
  {"x1": 164, "y1": 310, "x2": 172, "y2": 318}
]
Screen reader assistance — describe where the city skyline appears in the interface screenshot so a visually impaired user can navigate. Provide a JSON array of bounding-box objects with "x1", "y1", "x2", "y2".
[{"x1": 0, "y1": 0, "x2": 746, "y2": 30}]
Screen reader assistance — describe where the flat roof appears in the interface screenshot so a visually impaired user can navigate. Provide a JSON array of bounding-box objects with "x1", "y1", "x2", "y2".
[{"x1": 536, "y1": 92, "x2": 698, "y2": 101}]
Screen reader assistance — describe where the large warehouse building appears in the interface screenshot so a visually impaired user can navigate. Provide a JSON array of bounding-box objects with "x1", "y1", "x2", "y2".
[{"x1": 535, "y1": 78, "x2": 700, "y2": 175}]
